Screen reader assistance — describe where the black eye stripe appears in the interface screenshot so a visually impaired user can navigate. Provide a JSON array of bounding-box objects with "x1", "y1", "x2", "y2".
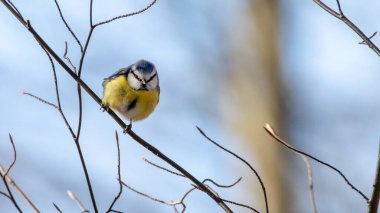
[
  {"x1": 131, "y1": 70, "x2": 143, "y2": 82},
  {"x1": 146, "y1": 72, "x2": 157, "y2": 83}
]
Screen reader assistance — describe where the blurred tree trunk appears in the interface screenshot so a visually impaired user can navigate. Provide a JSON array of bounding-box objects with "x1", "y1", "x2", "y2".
[{"x1": 221, "y1": 0, "x2": 290, "y2": 212}]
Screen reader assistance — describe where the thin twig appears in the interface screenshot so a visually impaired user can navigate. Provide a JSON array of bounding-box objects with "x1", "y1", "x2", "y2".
[
  {"x1": 174, "y1": 187, "x2": 197, "y2": 212},
  {"x1": 109, "y1": 210, "x2": 123, "y2": 213},
  {"x1": 77, "y1": 27, "x2": 93, "y2": 77},
  {"x1": 264, "y1": 123, "x2": 369, "y2": 202},
  {"x1": 0, "y1": 2, "x2": 232, "y2": 211},
  {"x1": 0, "y1": 191, "x2": 11, "y2": 199},
  {"x1": 54, "y1": 0, "x2": 83, "y2": 52},
  {"x1": 143, "y1": 158, "x2": 185, "y2": 177},
  {"x1": 21, "y1": 91, "x2": 58, "y2": 109},
  {"x1": 35, "y1": 32, "x2": 98, "y2": 213},
  {"x1": 121, "y1": 180, "x2": 178, "y2": 206},
  {"x1": 359, "y1": 32, "x2": 377, "y2": 45},
  {"x1": 75, "y1": 84, "x2": 83, "y2": 139},
  {"x1": 196, "y1": 126, "x2": 268, "y2": 213},
  {"x1": 5, "y1": 0, "x2": 23, "y2": 20},
  {"x1": 30, "y1": 23, "x2": 98, "y2": 213},
  {"x1": 204, "y1": 177, "x2": 242, "y2": 188},
  {"x1": 222, "y1": 198, "x2": 259, "y2": 213},
  {"x1": 335, "y1": 0, "x2": 343, "y2": 15},
  {"x1": 0, "y1": 164, "x2": 39, "y2": 212},
  {"x1": 313, "y1": 0, "x2": 380, "y2": 57},
  {"x1": 4, "y1": 134, "x2": 17, "y2": 177},
  {"x1": 368, "y1": 143, "x2": 380, "y2": 213},
  {"x1": 67, "y1": 190, "x2": 89, "y2": 213},
  {"x1": 262, "y1": 124, "x2": 317, "y2": 212},
  {"x1": 1, "y1": 135, "x2": 39, "y2": 212},
  {"x1": 63, "y1": 41, "x2": 77, "y2": 72},
  {"x1": 74, "y1": 27, "x2": 94, "y2": 142},
  {"x1": 93, "y1": 0, "x2": 158, "y2": 27},
  {"x1": 303, "y1": 156, "x2": 317, "y2": 213},
  {"x1": 0, "y1": 134, "x2": 21, "y2": 212},
  {"x1": 33, "y1": 40, "x2": 77, "y2": 139},
  {"x1": 89, "y1": 0, "x2": 93, "y2": 27},
  {"x1": 0, "y1": 164, "x2": 21, "y2": 212},
  {"x1": 53, "y1": 202, "x2": 63, "y2": 213},
  {"x1": 107, "y1": 131, "x2": 123, "y2": 213}
]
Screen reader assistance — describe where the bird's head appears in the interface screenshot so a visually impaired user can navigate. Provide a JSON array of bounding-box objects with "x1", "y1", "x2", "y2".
[{"x1": 127, "y1": 60, "x2": 159, "y2": 91}]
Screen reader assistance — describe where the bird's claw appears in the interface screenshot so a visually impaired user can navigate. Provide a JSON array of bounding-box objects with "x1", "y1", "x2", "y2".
[
  {"x1": 123, "y1": 124, "x2": 132, "y2": 134},
  {"x1": 100, "y1": 103, "x2": 109, "y2": 112}
]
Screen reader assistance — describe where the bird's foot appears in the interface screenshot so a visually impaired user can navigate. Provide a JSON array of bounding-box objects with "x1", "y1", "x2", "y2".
[
  {"x1": 100, "y1": 103, "x2": 109, "y2": 112},
  {"x1": 123, "y1": 123, "x2": 132, "y2": 134}
]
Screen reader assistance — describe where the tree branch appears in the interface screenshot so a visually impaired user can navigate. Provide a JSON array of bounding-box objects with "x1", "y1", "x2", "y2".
[
  {"x1": 313, "y1": 0, "x2": 380, "y2": 57},
  {"x1": 67, "y1": 190, "x2": 89, "y2": 212},
  {"x1": 27, "y1": 20, "x2": 98, "y2": 212},
  {"x1": 0, "y1": 134, "x2": 21, "y2": 212},
  {"x1": 368, "y1": 143, "x2": 380, "y2": 213},
  {"x1": 53, "y1": 202, "x2": 63, "y2": 213},
  {"x1": 54, "y1": 0, "x2": 83, "y2": 52},
  {"x1": 107, "y1": 131, "x2": 123, "y2": 213},
  {"x1": 0, "y1": 135, "x2": 39, "y2": 212},
  {"x1": 197, "y1": 126, "x2": 268, "y2": 213},
  {"x1": 263, "y1": 124, "x2": 317, "y2": 213},
  {"x1": 93, "y1": 0, "x2": 158, "y2": 27},
  {"x1": 264, "y1": 123, "x2": 369, "y2": 202}
]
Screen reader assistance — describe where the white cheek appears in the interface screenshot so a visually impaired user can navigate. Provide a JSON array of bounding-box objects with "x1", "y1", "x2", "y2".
[
  {"x1": 147, "y1": 77, "x2": 158, "y2": 90},
  {"x1": 128, "y1": 76, "x2": 141, "y2": 90}
]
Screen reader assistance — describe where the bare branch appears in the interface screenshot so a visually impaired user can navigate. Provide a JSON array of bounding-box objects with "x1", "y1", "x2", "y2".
[
  {"x1": 63, "y1": 41, "x2": 77, "y2": 72},
  {"x1": 5, "y1": 134, "x2": 17, "y2": 177},
  {"x1": 222, "y1": 198, "x2": 259, "y2": 213},
  {"x1": 203, "y1": 177, "x2": 242, "y2": 188},
  {"x1": 107, "y1": 131, "x2": 123, "y2": 213},
  {"x1": 54, "y1": 0, "x2": 83, "y2": 52},
  {"x1": 89, "y1": 0, "x2": 93, "y2": 27},
  {"x1": 303, "y1": 155, "x2": 317, "y2": 213},
  {"x1": 0, "y1": 134, "x2": 21, "y2": 212},
  {"x1": 67, "y1": 190, "x2": 89, "y2": 213},
  {"x1": 121, "y1": 180, "x2": 178, "y2": 206},
  {"x1": 32, "y1": 42, "x2": 77, "y2": 139},
  {"x1": 5, "y1": 0, "x2": 23, "y2": 20},
  {"x1": 313, "y1": 0, "x2": 380, "y2": 57},
  {"x1": 196, "y1": 126, "x2": 268, "y2": 213},
  {"x1": 53, "y1": 202, "x2": 63, "y2": 213},
  {"x1": 0, "y1": 135, "x2": 39, "y2": 212},
  {"x1": 0, "y1": 163, "x2": 21, "y2": 212},
  {"x1": 335, "y1": 0, "x2": 343, "y2": 15},
  {"x1": 93, "y1": 0, "x2": 158, "y2": 27},
  {"x1": 0, "y1": 164, "x2": 39, "y2": 212},
  {"x1": 21, "y1": 91, "x2": 58, "y2": 109},
  {"x1": 121, "y1": 178, "x2": 242, "y2": 213},
  {"x1": 264, "y1": 123, "x2": 369, "y2": 202},
  {"x1": 262, "y1": 124, "x2": 317, "y2": 212},
  {"x1": 359, "y1": 32, "x2": 377, "y2": 45},
  {"x1": 30, "y1": 26, "x2": 98, "y2": 212},
  {"x1": 174, "y1": 186, "x2": 197, "y2": 212},
  {"x1": 368, "y1": 143, "x2": 380, "y2": 213},
  {"x1": 0, "y1": 191, "x2": 11, "y2": 199},
  {"x1": 143, "y1": 158, "x2": 185, "y2": 177},
  {"x1": 109, "y1": 210, "x2": 123, "y2": 213}
]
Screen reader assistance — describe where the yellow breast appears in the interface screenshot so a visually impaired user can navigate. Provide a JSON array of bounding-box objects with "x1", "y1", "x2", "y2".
[{"x1": 102, "y1": 75, "x2": 159, "y2": 121}]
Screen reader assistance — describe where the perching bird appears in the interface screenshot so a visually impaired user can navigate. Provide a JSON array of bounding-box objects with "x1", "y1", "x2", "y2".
[{"x1": 102, "y1": 60, "x2": 160, "y2": 132}]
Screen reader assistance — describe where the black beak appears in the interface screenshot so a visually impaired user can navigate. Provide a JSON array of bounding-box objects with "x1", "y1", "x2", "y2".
[{"x1": 140, "y1": 83, "x2": 148, "y2": 91}]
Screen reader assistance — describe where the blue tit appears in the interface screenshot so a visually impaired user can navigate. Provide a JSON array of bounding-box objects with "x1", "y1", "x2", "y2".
[{"x1": 102, "y1": 60, "x2": 160, "y2": 131}]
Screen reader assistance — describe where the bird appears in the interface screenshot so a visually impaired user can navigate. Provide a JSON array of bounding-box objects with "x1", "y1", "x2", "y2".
[{"x1": 102, "y1": 60, "x2": 160, "y2": 132}]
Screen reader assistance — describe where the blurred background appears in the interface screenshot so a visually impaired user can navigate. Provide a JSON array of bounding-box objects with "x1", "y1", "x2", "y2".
[{"x1": 1, "y1": 0, "x2": 379, "y2": 212}]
